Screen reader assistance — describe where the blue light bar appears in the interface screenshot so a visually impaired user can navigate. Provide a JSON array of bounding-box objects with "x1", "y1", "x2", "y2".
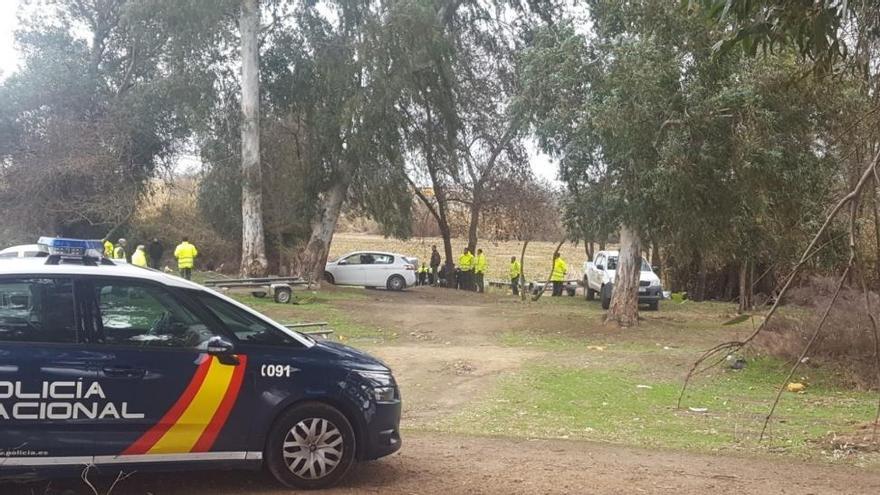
[{"x1": 37, "y1": 237, "x2": 104, "y2": 258}]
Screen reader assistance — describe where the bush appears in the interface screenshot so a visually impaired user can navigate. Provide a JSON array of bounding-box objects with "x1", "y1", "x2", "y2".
[
  {"x1": 754, "y1": 277, "x2": 880, "y2": 390},
  {"x1": 132, "y1": 179, "x2": 238, "y2": 271}
]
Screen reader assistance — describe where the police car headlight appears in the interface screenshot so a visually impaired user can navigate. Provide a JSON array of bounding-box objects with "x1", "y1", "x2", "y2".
[
  {"x1": 355, "y1": 370, "x2": 398, "y2": 403},
  {"x1": 649, "y1": 279, "x2": 661, "y2": 288}
]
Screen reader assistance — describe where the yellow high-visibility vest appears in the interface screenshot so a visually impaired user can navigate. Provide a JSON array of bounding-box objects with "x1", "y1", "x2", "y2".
[
  {"x1": 551, "y1": 257, "x2": 567, "y2": 282},
  {"x1": 458, "y1": 251, "x2": 474, "y2": 271},
  {"x1": 474, "y1": 254, "x2": 488, "y2": 274},
  {"x1": 131, "y1": 249, "x2": 147, "y2": 267},
  {"x1": 509, "y1": 260, "x2": 521, "y2": 279},
  {"x1": 174, "y1": 242, "x2": 198, "y2": 269}
]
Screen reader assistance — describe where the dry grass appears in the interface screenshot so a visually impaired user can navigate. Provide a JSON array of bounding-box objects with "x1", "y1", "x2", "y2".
[{"x1": 329, "y1": 233, "x2": 591, "y2": 281}]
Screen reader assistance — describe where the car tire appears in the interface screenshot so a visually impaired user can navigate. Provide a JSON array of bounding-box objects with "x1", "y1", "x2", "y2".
[
  {"x1": 265, "y1": 402, "x2": 356, "y2": 490},
  {"x1": 567, "y1": 287, "x2": 576, "y2": 297},
  {"x1": 585, "y1": 281, "x2": 595, "y2": 301},
  {"x1": 648, "y1": 300, "x2": 659, "y2": 311},
  {"x1": 274, "y1": 287, "x2": 292, "y2": 304},
  {"x1": 601, "y1": 284, "x2": 612, "y2": 310},
  {"x1": 387, "y1": 275, "x2": 406, "y2": 291},
  {"x1": 324, "y1": 272, "x2": 335, "y2": 284}
]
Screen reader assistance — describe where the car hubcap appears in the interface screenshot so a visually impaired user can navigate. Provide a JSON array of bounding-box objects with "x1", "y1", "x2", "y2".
[{"x1": 283, "y1": 418, "x2": 344, "y2": 479}]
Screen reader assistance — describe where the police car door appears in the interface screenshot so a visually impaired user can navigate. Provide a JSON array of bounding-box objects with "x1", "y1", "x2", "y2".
[
  {"x1": 81, "y1": 279, "x2": 250, "y2": 465},
  {"x1": 0, "y1": 277, "x2": 96, "y2": 467}
]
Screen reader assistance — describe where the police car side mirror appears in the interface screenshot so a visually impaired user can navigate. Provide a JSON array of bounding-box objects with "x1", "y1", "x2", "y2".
[
  {"x1": 206, "y1": 336, "x2": 239, "y2": 365},
  {"x1": 596, "y1": 264, "x2": 604, "y2": 271}
]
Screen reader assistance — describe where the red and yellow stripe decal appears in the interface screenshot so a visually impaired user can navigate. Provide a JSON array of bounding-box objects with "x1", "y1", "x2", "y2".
[{"x1": 123, "y1": 355, "x2": 247, "y2": 455}]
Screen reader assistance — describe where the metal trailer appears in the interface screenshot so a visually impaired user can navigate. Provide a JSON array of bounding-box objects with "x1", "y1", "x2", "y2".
[
  {"x1": 284, "y1": 321, "x2": 335, "y2": 339},
  {"x1": 203, "y1": 276, "x2": 308, "y2": 303},
  {"x1": 528, "y1": 280, "x2": 579, "y2": 297}
]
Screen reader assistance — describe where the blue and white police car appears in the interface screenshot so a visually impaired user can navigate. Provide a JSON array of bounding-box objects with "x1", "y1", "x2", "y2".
[{"x1": 0, "y1": 238, "x2": 401, "y2": 489}]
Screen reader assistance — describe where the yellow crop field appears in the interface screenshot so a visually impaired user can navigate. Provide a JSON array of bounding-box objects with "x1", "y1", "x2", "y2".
[{"x1": 329, "y1": 233, "x2": 590, "y2": 282}]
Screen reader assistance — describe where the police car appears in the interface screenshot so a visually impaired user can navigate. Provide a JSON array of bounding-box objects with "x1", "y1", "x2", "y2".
[{"x1": 0, "y1": 238, "x2": 401, "y2": 489}]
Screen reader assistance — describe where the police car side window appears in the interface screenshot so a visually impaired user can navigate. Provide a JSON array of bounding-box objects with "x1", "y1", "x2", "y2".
[
  {"x1": 195, "y1": 293, "x2": 297, "y2": 346},
  {"x1": 0, "y1": 278, "x2": 77, "y2": 343},
  {"x1": 93, "y1": 282, "x2": 217, "y2": 348}
]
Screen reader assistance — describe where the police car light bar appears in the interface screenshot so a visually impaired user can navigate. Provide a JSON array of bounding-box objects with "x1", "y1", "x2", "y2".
[{"x1": 37, "y1": 237, "x2": 110, "y2": 265}]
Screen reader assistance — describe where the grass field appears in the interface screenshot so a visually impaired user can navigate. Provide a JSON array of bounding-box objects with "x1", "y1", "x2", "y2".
[{"x1": 330, "y1": 233, "x2": 594, "y2": 282}]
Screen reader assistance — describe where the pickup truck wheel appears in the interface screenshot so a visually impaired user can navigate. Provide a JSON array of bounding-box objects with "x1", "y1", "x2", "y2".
[
  {"x1": 601, "y1": 284, "x2": 612, "y2": 310},
  {"x1": 648, "y1": 300, "x2": 659, "y2": 311},
  {"x1": 585, "y1": 283, "x2": 595, "y2": 301}
]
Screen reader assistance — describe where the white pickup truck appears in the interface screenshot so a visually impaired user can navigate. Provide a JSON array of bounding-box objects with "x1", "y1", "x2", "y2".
[{"x1": 583, "y1": 250, "x2": 662, "y2": 311}]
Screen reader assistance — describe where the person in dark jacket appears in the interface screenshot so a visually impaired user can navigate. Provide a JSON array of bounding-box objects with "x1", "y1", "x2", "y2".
[
  {"x1": 147, "y1": 238, "x2": 164, "y2": 269},
  {"x1": 430, "y1": 245, "x2": 442, "y2": 286}
]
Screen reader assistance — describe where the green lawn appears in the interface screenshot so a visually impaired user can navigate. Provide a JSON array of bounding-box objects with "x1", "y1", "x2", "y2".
[
  {"x1": 430, "y1": 358, "x2": 878, "y2": 459},
  {"x1": 230, "y1": 288, "x2": 395, "y2": 343}
]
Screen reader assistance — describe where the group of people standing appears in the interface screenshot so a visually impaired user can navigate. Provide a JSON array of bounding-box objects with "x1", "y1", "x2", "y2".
[
  {"x1": 101, "y1": 237, "x2": 199, "y2": 280},
  {"x1": 415, "y1": 245, "x2": 569, "y2": 298}
]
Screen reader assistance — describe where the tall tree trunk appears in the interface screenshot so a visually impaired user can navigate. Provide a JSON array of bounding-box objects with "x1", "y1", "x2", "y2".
[
  {"x1": 606, "y1": 224, "x2": 640, "y2": 327},
  {"x1": 466, "y1": 199, "x2": 481, "y2": 253},
  {"x1": 239, "y1": 0, "x2": 267, "y2": 277},
  {"x1": 301, "y1": 175, "x2": 350, "y2": 284},
  {"x1": 738, "y1": 260, "x2": 752, "y2": 312}
]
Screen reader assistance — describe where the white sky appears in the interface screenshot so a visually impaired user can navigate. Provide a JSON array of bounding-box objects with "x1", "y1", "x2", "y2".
[{"x1": 0, "y1": 0, "x2": 559, "y2": 183}]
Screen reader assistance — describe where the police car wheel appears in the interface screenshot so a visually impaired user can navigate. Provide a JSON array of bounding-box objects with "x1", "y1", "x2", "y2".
[{"x1": 266, "y1": 402, "x2": 356, "y2": 489}]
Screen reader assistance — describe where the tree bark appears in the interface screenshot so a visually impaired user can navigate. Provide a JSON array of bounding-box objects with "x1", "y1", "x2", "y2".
[
  {"x1": 300, "y1": 175, "x2": 350, "y2": 284},
  {"x1": 738, "y1": 260, "x2": 752, "y2": 312},
  {"x1": 519, "y1": 240, "x2": 529, "y2": 301},
  {"x1": 239, "y1": 0, "x2": 268, "y2": 277},
  {"x1": 466, "y1": 198, "x2": 481, "y2": 253},
  {"x1": 606, "y1": 224, "x2": 641, "y2": 327}
]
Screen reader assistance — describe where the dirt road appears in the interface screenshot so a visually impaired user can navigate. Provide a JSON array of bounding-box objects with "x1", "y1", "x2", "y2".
[{"x1": 9, "y1": 432, "x2": 880, "y2": 494}]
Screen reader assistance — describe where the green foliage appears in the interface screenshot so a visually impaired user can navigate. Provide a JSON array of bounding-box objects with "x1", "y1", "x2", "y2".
[
  {"x1": 0, "y1": 0, "x2": 229, "y2": 237},
  {"x1": 519, "y1": 1, "x2": 848, "y2": 293}
]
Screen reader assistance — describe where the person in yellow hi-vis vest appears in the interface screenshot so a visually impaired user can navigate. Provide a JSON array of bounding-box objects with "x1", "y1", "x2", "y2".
[
  {"x1": 131, "y1": 245, "x2": 148, "y2": 267},
  {"x1": 509, "y1": 256, "x2": 521, "y2": 296},
  {"x1": 474, "y1": 248, "x2": 488, "y2": 293},
  {"x1": 457, "y1": 247, "x2": 474, "y2": 291},
  {"x1": 550, "y1": 252, "x2": 567, "y2": 297},
  {"x1": 113, "y1": 238, "x2": 127, "y2": 261},
  {"x1": 174, "y1": 237, "x2": 198, "y2": 280},
  {"x1": 102, "y1": 239, "x2": 114, "y2": 258}
]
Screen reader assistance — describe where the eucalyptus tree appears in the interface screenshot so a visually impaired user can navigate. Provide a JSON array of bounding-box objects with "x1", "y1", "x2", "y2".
[
  {"x1": 239, "y1": 0, "x2": 268, "y2": 276},
  {"x1": 385, "y1": 0, "x2": 559, "y2": 284},
  {"x1": 520, "y1": 2, "x2": 688, "y2": 326},
  {"x1": 0, "y1": 0, "x2": 224, "y2": 238}
]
